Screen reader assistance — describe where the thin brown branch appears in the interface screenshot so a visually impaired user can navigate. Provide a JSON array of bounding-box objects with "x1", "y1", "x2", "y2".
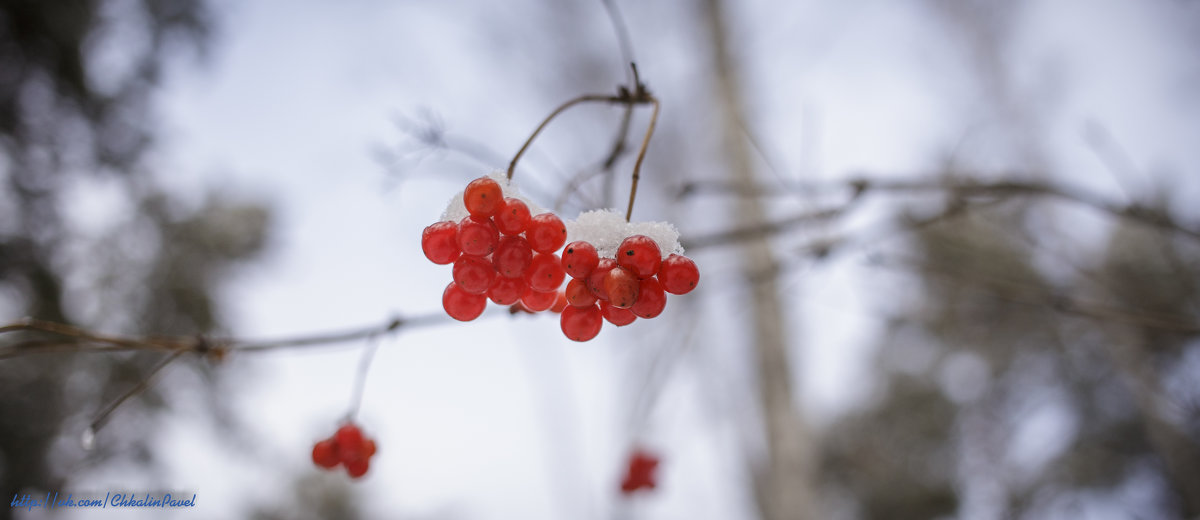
[
  {"x1": 680, "y1": 176, "x2": 1200, "y2": 241},
  {"x1": 625, "y1": 97, "x2": 660, "y2": 222},
  {"x1": 507, "y1": 94, "x2": 626, "y2": 182},
  {"x1": 88, "y1": 349, "x2": 186, "y2": 434}
]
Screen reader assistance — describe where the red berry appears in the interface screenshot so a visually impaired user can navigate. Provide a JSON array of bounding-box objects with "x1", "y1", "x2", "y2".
[
  {"x1": 551, "y1": 291, "x2": 569, "y2": 313},
  {"x1": 601, "y1": 301, "x2": 637, "y2": 326},
  {"x1": 604, "y1": 266, "x2": 640, "y2": 309},
  {"x1": 335, "y1": 424, "x2": 366, "y2": 462},
  {"x1": 312, "y1": 439, "x2": 339, "y2": 469},
  {"x1": 452, "y1": 254, "x2": 496, "y2": 295},
  {"x1": 463, "y1": 176, "x2": 503, "y2": 218},
  {"x1": 630, "y1": 278, "x2": 667, "y2": 319},
  {"x1": 487, "y1": 276, "x2": 526, "y2": 305},
  {"x1": 565, "y1": 278, "x2": 597, "y2": 307},
  {"x1": 616, "y1": 235, "x2": 662, "y2": 278},
  {"x1": 560, "y1": 304, "x2": 603, "y2": 341},
  {"x1": 658, "y1": 254, "x2": 700, "y2": 295},
  {"x1": 620, "y1": 449, "x2": 660, "y2": 494},
  {"x1": 345, "y1": 458, "x2": 370, "y2": 479},
  {"x1": 443, "y1": 282, "x2": 487, "y2": 321},
  {"x1": 495, "y1": 197, "x2": 532, "y2": 236},
  {"x1": 457, "y1": 216, "x2": 498, "y2": 256},
  {"x1": 421, "y1": 221, "x2": 460, "y2": 265},
  {"x1": 492, "y1": 236, "x2": 532, "y2": 278},
  {"x1": 561, "y1": 241, "x2": 600, "y2": 279},
  {"x1": 525, "y1": 252, "x2": 566, "y2": 292},
  {"x1": 364, "y1": 439, "x2": 377, "y2": 457},
  {"x1": 526, "y1": 213, "x2": 567, "y2": 253},
  {"x1": 521, "y1": 286, "x2": 559, "y2": 312},
  {"x1": 587, "y1": 258, "x2": 618, "y2": 301}
]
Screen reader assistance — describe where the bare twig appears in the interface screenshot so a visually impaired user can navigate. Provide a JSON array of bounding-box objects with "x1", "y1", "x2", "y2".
[
  {"x1": 679, "y1": 176, "x2": 1200, "y2": 241},
  {"x1": 88, "y1": 349, "x2": 186, "y2": 434},
  {"x1": 625, "y1": 97, "x2": 660, "y2": 222}
]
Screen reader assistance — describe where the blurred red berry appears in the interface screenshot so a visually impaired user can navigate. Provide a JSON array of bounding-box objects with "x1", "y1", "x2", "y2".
[
  {"x1": 345, "y1": 458, "x2": 370, "y2": 479},
  {"x1": 619, "y1": 449, "x2": 660, "y2": 495},
  {"x1": 312, "y1": 439, "x2": 339, "y2": 469}
]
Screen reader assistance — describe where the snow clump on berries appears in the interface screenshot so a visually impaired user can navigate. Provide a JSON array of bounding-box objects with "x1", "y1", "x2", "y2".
[
  {"x1": 566, "y1": 209, "x2": 683, "y2": 259},
  {"x1": 441, "y1": 170, "x2": 545, "y2": 222}
]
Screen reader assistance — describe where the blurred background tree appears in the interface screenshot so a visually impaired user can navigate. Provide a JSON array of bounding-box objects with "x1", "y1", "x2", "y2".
[{"x1": 0, "y1": 1, "x2": 270, "y2": 518}]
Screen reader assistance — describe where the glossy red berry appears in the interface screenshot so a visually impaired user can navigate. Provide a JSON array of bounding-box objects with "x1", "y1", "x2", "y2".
[
  {"x1": 495, "y1": 197, "x2": 532, "y2": 236},
  {"x1": 487, "y1": 276, "x2": 526, "y2": 305},
  {"x1": 658, "y1": 254, "x2": 700, "y2": 295},
  {"x1": 364, "y1": 439, "x2": 377, "y2": 457},
  {"x1": 452, "y1": 254, "x2": 496, "y2": 295},
  {"x1": 457, "y1": 216, "x2": 498, "y2": 256},
  {"x1": 561, "y1": 240, "x2": 600, "y2": 279},
  {"x1": 521, "y1": 286, "x2": 559, "y2": 312},
  {"x1": 493, "y1": 236, "x2": 533, "y2": 278},
  {"x1": 463, "y1": 176, "x2": 503, "y2": 218},
  {"x1": 525, "y1": 252, "x2": 566, "y2": 292},
  {"x1": 587, "y1": 258, "x2": 618, "y2": 301},
  {"x1": 601, "y1": 301, "x2": 637, "y2": 326},
  {"x1": 630, "y1": 278, "x2": 667, "y2": 319},
  {"x1": 443, "y1": 282, "x2": 487, "y2": 321},
  {"x1": 421, "y1": 221, "x2": 460, "y2": 265},
  {"x1": 345, "y1": 458, "x2": 370, "y2": 479},
  {"x1": 560, "y1": 304, "x2": 603, "y2": 341},
  {"x1": 604, "y1": 266, "x2": 640, "y2": 309},
  {"x1": 616, "y1": 235, "x2": 662, "y2": 278},
  {"x1": 565, "y1": 278, "x2": 597, "y2": 307},
  {"x1": 526, "y1": 213, "x2": 567, "y2": 254},
  {"x1": 312, "y1": 439, "x2": 339, "y2": 469}
]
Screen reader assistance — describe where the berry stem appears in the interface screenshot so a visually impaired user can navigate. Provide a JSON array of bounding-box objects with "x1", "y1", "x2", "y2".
[
  {"x1": 507, "y1": 94, "x2": 617, "y2": 182},
  {"x1": 346, "y1": 333, "x2": 383, "y2": 422},
  {"x1": 625, "y1": 97, "x2": 659, "y2": 223},
  {"x1": 89, "y1": 348, "x2": 185, "y2": 435}
]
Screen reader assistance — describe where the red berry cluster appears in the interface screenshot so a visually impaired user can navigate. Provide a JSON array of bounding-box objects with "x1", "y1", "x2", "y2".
[
  {"x1": 619, "y1": 448, "x2": 661, "y2": 495},
  {"x1": 421, "y1": 176, "x2": 568, "y2": 321},
  {"x1": 311, "y1": 423, "x2": 377, "y2": 479},
  {"x1": 558, "y1": 236, "x2": 699, "y2": 342},
  {"x1": 422, "y1": 175, "x2": 700, "y2": 342}
]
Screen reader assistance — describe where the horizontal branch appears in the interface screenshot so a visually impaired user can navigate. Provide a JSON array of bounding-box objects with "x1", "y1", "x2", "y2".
[{"x1": 679, "y1": 176, "x2": 1200, "y2": 241}]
